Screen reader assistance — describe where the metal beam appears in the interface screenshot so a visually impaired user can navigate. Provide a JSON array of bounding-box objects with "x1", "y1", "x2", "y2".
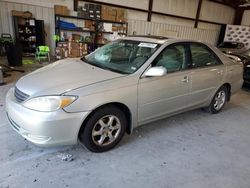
[
  {"x1": 147, "y1": 0, "x2": 153, "y2": 21},
  {"x1": 74, "y1": 0, "x2": 78, "y2": 11},
  {"x1": 77, "y1": 0, "x2": 225, "y2": 26},
  {"x1": 234, "y1": 7, "x2": 244, "y2": 25},
  {"x1": 194, "y1": 0, "x2": 203, "y2": 28}
]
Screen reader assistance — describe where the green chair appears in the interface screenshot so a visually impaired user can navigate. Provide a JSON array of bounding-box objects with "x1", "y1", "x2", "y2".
[{"x1": 35, "y1": 46, "x2": 50, "y2": 63}]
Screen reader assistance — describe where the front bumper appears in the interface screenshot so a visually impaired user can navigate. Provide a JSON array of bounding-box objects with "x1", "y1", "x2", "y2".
[{"x1": 6, "y1": 87, "x2": 89, "y2": 146}]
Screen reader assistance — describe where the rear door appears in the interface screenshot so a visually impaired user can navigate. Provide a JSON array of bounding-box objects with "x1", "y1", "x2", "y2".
[{"x1": 188, "y1": 42, "x2": 225, "y2": 106}]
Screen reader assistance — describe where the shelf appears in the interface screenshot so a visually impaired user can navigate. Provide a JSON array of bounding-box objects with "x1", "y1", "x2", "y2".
[
  {"x1": 18, "y1": 24, "x2": 35, "y2": 28},
  {"x1": 98, "y1": 19, "x2": 127, "y2": 24},
  {"x1": 100, "y1": 31, "x2": 127, "y2": 35},
  {"x1": 20, "y1": 40, "x2": 36, "y2": 43},
  {"x1": 56, "y1": 27, "x2": 95, "y2": 33},
  {"x1": 55, "y1": 14, "x2": 95, "y2": 21},
  {"x1": 55, "y1": 15, "x2": 127, "y2": 25},
  {"x1": 19, "y1": 32, "x2": 36, "y2": 36},
  {"x1": 55, "y1": 14, "x2": 128, "y2": 52}
]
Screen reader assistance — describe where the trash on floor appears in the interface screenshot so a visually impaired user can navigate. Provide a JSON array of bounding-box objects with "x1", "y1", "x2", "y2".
[{"x1": 57, "y1": 153, "x2": 74, "y2": 162}]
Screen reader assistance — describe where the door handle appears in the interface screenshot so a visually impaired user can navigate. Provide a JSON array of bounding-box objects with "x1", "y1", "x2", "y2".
[{"x1": 181, "y1": 76, "x2": 189, "y2": 83}]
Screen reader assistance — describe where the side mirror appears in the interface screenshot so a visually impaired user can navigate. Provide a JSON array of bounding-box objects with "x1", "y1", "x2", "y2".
[{"x1": 144, "y1": 66, "x2": 167, "y2": 77}]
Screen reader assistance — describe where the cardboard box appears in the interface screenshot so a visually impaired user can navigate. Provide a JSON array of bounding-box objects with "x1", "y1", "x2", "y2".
[
  {"x1": 72, "y1": 34, "x2": 81, "y2": 41},
  {"x1": 69, "y1": 41, "x2": 87, "y2": 50},
  {"x1": 68, "y1": 41, "x2": 88, "y2": 57},
  {"x1": 57, "y1": 42, "x2": 68, "y2": 48},
  {"x1": 12, "y1": 10, "x2": 32, "y2": 18},
  {"x1": 77, "y1": 11, "x2": 89, "y2": 19},
  {"x1": 69, "y1": 48, "x2": 88, "y2": 57},
  {"x1": 55, "y1": 47, "x2": 69, "y2": 59},
  {"x1": 101, "y1": 6, "x2": 117, "y2": 21},
  {"x1": 54, "y1": 5, "x2": 69, "y2": 16},
  {"x1": 116, "y1": 8, "x2": 126, "y2": 22},
  {"x1": 112, "y1": 26, "x2": 118, "y2": 32},
  {"x1": 85, "y1": 20, "x2": 95, "y2": 31},
  {"x1": 69, "y1": 49, "x2": 82, "y2": 57}
]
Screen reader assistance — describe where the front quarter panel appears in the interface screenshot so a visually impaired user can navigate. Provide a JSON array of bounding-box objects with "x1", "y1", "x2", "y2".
[{"x1": 63, "y1": 75, "x2": 139, "y2": 129}]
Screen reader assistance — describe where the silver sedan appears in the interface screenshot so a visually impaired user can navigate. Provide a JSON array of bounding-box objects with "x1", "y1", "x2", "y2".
[{"x1": 6, "y1": 36, "x2": 243, "y2": 152}]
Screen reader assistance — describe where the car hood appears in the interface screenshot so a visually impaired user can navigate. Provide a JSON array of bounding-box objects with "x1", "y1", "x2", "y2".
[{"x1": 15, "y1": 58, "x2": 124, "y2": 96}]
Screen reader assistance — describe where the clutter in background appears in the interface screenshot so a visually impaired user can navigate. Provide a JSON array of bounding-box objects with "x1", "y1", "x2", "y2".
[
  {"x1": 55, "y1": 41, "x2": 88, "y2": 59},
  {"x1": 54, "y1": 5, "x2": 70, "y2": 16},
  {"x1": 54, "y1": 3, "x2": 128, "y2": 59}
]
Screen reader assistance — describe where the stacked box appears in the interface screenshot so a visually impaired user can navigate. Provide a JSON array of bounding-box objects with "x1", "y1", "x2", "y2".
[
  {"x1": 112, "y1": 26, "x2": 127, "y2": 33},
  {"x1": 68, "y1": 42, "x2": 88, "y2": 57},
  {"x1": 95, "y1": 5, "x2": 102, "y2": 20},
  {"x1": 54, "y1": 5, "x2": 69, "y2": 16},
  {"x1": 55, "y1": 42, "x2": 69, "y2": 59},
  {"x1": 56, "y1": 41, "x2": 88, "y2": 58},
  {"x1": 101, "y1": 6, "x2": 116, "y2": 21},
  {"x1": 77, "y1": 6, "x2": 89, "y2": 18},
  {"x1": 86, "y1": 3, "x2": 101, "y2": 19},
  {"x1": 116, "y1": 8, "x2": 126, "y2": 22},
  {"x1": 11, "y1": 10, "x2": 32, "y2": 18},
  {"x1": 72, "y1": 34, "x2": 81, "y2": 41},
  {"x1": 85, "y1": 20, "x2": 95, "y2": 31},
  {"x1": 78, "y1": 4, "x2": 102, "y2": 19}
]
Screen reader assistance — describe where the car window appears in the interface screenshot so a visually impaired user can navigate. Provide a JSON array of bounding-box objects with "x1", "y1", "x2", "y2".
[
  {"x1": 190, "y1": 43, "x2": 222, "y2": 68},
  {"x1": 153, "y1": 44, "x2": 186, "y2": 73}
]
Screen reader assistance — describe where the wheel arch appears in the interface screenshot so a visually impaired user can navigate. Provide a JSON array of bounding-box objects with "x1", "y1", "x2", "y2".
[
  {"x1": 222, "y1": 83, "x2": 231, "y2": 101},
  {"x1": 78, "y1": 102, "x2": 133, "y2": 138}
]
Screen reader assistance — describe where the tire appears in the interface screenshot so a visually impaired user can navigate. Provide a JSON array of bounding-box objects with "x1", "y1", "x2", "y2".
[
  {"x1": 205, "y1": 86, "x2": 228, "y2": 114},
  {"x1": 79, "y1": 106, "x2": 127, "y2": 153}
]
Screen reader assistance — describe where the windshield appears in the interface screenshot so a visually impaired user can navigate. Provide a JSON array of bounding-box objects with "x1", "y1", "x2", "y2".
[
  {"x1": 84, "y1": 39, "x2": 160, "y2": 74},
  {"x1": 218, "y1": 42, "x2": 244, "y2": 49}
]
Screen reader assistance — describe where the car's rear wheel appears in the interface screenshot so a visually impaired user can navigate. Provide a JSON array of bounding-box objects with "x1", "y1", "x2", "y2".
[
  {"x1": 205, "y1": 86, "x2": 228, "y2": 114},
  {"x1": 79, "y1": 106, "x2": 127, "y2": 152}
]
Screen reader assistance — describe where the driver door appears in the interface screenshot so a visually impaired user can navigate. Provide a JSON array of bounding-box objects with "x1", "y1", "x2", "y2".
[{"x1": 138, "y1": 43, "x2": 191, "y2": 124}]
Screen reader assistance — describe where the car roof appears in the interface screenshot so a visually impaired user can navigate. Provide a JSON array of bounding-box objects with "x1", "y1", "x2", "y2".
[
  {"x1": 123, "y1": 35, "x2": 201, "y2": 44},
  {"x1": 123, "y1": 35, "x2": 170, "y2": 44}
]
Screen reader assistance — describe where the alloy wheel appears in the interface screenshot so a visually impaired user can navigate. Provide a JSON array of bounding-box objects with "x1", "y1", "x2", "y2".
[
  {"x1": 91, "y1": 115, "x2": 121, "y2": 146},
  {"x1": 213, "y1": 90, "x2": 226, "y2": 110}
]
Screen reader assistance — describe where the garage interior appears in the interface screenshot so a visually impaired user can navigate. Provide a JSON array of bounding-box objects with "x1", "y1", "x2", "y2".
[{"x1": 1, "y1": 0, "x2": 250, "y2": 187}]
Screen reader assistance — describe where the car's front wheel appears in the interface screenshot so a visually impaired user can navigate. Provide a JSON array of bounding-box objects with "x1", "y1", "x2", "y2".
[
  {"x1": 205, "y1": 86, "x2": 228, "y2": 114},
  {"x1": 79, "y1": 106, "x2": 127, "y2": 152}
]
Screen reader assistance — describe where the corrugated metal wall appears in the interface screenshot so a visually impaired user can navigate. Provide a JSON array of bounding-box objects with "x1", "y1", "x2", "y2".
[
  {"x1": 153, "y1": 0, "x2": 198, "y2": 19},
  {"x1": 200, "y1": 1, "x2": 235, "y2": 24},
  {"x1": 0, "y1": 1, "x2": 55, "y2": 52},
  {"x1": 128, "y1": 20, "x2": 220, "y2": 45},
  {"x1": 241, "y1": 10, "x2": 250, "y2": 26},
  {"x1": 0, "y1": 0, "x2": 223, "y2": 53}
]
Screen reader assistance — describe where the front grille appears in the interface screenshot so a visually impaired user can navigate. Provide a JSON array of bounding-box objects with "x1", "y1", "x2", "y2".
[{"x1": 14, "y1": 87, "x2": 29, "y2": 103}]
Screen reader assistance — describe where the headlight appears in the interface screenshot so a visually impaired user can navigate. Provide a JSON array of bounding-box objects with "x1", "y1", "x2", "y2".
[{"x1": 23, "y1": 96, "x2": 77, "y2": 112}]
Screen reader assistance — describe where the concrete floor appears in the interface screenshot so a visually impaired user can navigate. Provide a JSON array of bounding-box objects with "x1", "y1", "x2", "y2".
[{"x1": 1, "y1": 58, "x2": 250, "y2": 188}]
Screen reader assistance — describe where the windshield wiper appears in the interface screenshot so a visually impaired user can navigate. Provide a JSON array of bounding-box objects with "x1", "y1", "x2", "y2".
[
  {"x1": 94, "y1": 64, "x2": 128, "y2": 74},
  {"x1": 81, "y1": 57, "x2": 128, "y2": 74},
  {"x1": 80, "y1": 56, "x2": 88, "y2": 62}
]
